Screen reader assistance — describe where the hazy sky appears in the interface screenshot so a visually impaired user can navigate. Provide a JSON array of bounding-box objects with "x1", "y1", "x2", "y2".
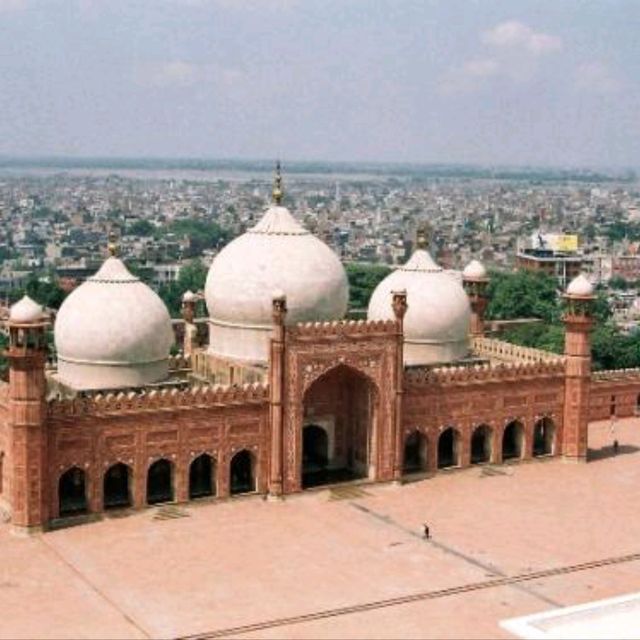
[{"x1": 0, "y1": 0, "x2": 638, "y2": 167}]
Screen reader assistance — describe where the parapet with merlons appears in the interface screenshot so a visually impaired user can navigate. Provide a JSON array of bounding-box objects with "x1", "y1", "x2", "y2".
[
  {"x1": 287, "y1": 319, "x2": 397, "y2": 342},
  {"x1": 471, "y1": 336, "x2": 565, "y2": 365},
  {"x1": 167, "y1": 353, "x2": 191, "y2": 371},
  {"x1": 405, "y1": 359, "x2": 566, "y2": 389},
  {"x1": 592, "y1": 368, "x2": 640, "y2": 383},
  {"x1": 47, "y1": 382, "x2": 268, "y2": 418}
]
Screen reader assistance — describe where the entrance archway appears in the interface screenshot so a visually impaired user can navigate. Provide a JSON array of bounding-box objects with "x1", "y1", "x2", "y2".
[
  {"x1": 230, "y1": 450, "x2": 255, "y2": 495},
  {"x1": 189, "y1": 453, "x2": 215, "y2": 499},
  {"x1": 302, "y1": 365, "x2": 377, "y2": 487},
  {"x1": 502, "y1": 421, "x2": 524, "y2": 461},
  {"x1": 147, "y1": 459, "x2": 174, "y2": 504},
  {"x1": 103, "y1": 463, "x2": 131, "y2": 509},
  {"x1": 471, "y1": 425, "x2": 492, "y2": 464},
  {"x1": 59, "y1": 467, "x2": 87, "y2": 517},
  {"x1": 403, "y1": 430, "x2": 428, "y2": 474},
  {"x1": 438, "y1": 427, "x2": 460, "y2": 469},
  {"x1": 302, "y1": 425, "x2": 329, "y2": 488},
  {"x1": 533, "y1": 417, "x2": 555, "y2": 456}
]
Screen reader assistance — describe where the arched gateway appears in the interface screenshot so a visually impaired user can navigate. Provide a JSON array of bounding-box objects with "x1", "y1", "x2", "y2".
[{"x1": 301, "y1": 365, "x2": 377, "y2": 488}]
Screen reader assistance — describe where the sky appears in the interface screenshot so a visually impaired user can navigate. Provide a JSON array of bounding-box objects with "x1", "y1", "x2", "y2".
[{"x1": 0, "y1": 0, "x2": 638, "y2": 168}]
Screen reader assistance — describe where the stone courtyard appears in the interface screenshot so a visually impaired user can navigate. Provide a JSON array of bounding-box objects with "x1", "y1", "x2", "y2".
[{"x1": 0, "y1": 417, "x2": 639, "y2": 640}]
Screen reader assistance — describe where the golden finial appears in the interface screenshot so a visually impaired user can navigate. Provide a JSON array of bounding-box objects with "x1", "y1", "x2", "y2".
[
  {"x1": 272, "y1": 160, "x2": 283, "y2": 205},
  {"x1": 416, "y1": 224, "x2": 431, "y2": 250},
  {"x1": 107, "y1": 230, "x2": 118, "y2": 257}
]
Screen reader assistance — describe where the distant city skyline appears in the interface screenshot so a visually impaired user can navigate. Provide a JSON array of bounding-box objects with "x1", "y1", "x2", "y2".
[{"x1": 0, "y1": 0, "x2": 638, "y2": 168}]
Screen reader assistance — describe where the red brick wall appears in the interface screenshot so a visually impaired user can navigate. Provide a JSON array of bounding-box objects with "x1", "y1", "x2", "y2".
[
  {"x1": 402, "y1": 376, "x2": 566, "y2": 468},
  {"x1": 590, "y1": 380, "x2": 640, "y2": 420},
  {"x1": 47, "y1": 403, "x2": 269, "y2": 518}
]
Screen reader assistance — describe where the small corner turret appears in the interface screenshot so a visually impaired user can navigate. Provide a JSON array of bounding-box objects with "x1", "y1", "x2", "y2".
[
  {"x1": 5, "y1": 295, "x2": 49, "y2": 532},
  {"x1": 462, "y1": 259, "x2": 490, "y2": 336},
  {"x1": 562, "y1": 273, "x2": 596, "y2": 463}
]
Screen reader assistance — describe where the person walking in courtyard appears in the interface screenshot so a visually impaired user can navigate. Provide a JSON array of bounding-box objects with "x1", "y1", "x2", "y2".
[
  {"x1": 423, "y1": 523, "x2": 430, "y2": 539},
  {"x1": 610, "y1": 415, "x2": 618, "y2": 454}
]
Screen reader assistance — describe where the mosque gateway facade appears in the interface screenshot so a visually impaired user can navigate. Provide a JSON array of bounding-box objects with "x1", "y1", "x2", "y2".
[{"x1": 1, "y1": 175, "x2": 638, "y2": 532}]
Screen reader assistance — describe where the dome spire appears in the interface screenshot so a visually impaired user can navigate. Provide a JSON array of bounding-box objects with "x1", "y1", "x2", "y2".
[
  {"x1": 272, "y1": 160, "x2": 283, "y2": 205},
  {"x1": 107, "y1": 230, "x2": 119, "y2": 257},
  {"x1": 416, "y1": 223, "x2": 431, "y2": 250}
]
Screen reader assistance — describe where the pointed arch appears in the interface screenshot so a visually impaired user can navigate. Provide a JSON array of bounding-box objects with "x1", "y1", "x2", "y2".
[
  {"x1": 302, "y1": 363, "x2": 378, "y2": 487},
  {"x1": 502, "y1": 420, "x2": 525, "y2": 461},
  {"x1": 104, "y1": 462, "x2": 132, "y2": 509},
  {"x1": 533, "y1": 417, "x2": 556, "y2": 457},
  {"x1": 230, "y1": 450, "x2": 255, "y2": 495},
  {"x1": 403, "y1": 430, "x2": 428, "y2": 475},
  {"x1": 471, "y1": 424, "x2": 493, "y2": 464},
  {"x1": 189, "y1": 453, "x2": 215, "y2": 499},
  {"x1": 59, "y1": 466, "x2": 88, "y2": 517},
  {"x1": 437, "y1": 427, "x2": 460, "y2": 469},
  {"x1": 147, "y1": 458, "x2": 174, "y2": 505}
]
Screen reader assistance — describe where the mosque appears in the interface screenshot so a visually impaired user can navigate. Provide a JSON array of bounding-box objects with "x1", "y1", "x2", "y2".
[{"x1": 1, "y1": 169, "x2": 639, "y2": 533}]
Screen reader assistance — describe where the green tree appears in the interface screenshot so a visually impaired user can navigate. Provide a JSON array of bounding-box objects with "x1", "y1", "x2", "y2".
[
  {"x1": 157, "y1": 259, "x2": 208, "y2": 317},
  {"x1": 11, "y1": 272, "x2": 68, "y2": 309},
  {"x1": 164, "y1": 219, "x2": 230, "y2": 257},
  {"x1": 345, "y1": 263, "x2": 391, "y2": 310},
  {"x1": 608, "y1": 275, "x2": 628, "y2": 290},
  {"x1": 486, "y1": 270, "x2": 559, "y2": 323},
  {"x1": 126, "y1": 219, "x2": 155, "y2": 237}
]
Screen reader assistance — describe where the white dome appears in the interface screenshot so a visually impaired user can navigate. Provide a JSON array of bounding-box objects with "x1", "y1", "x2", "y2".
[
  {"x1": 463, "y1": 259, "x2": 488, "y2": 280},
  {"x1": 9, "y1": 295, "x2": 44, "y2": 323},
  {"x1": 566, "y1": 274, "x2": 594, "y2": 297},
  {"x1": 54, "y1": 257, "x2": 174, "y2": 390},
  {"x1": 205, "y1": 205, "x2": 348, "y2": 362},
  {"x1": 368, "y1": 249, "x2": 471, "y2": 365}
]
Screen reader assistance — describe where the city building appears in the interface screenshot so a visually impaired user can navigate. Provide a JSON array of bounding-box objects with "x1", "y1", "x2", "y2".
[
  {"x1": 1, "y1": 173, "x2": 639, "y2": 534},
  {"x1": 516, "y1": 232, "x2": 584, "y2": 288}
]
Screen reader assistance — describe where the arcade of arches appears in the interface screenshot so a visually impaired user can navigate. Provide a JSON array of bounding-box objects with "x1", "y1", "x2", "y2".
[
  {"x1": 399, "y1": 416, "x2": 558, "y2": 479},
  {"x1": 301, "y1": 365, "x2": 377, "y2": 489},
  {"x1": 54, "y1": 413, "x2": 558, "y2": 519},
  {"x1": 55, "y1": 449, "x2": 256, "y2": 519}
]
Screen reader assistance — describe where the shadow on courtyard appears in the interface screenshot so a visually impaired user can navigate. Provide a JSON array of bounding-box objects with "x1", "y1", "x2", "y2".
[{"x1": 587, "y1": 444, "x2": 640, "y2": 462}]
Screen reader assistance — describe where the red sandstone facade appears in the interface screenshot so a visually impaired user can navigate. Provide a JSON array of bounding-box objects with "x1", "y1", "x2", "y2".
[{"x1": 0, "y1": 287, "x2": 637, "y2": 533}]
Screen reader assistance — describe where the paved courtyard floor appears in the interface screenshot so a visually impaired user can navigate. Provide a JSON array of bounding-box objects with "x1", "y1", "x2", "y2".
[{"x1": 1, "y1": 418, "x2": 639, "y2": 639}]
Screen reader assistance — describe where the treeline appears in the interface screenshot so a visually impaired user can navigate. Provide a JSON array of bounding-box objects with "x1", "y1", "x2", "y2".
[{"x1": 487, "y1": 270, "x2": 640, "y2": 371}]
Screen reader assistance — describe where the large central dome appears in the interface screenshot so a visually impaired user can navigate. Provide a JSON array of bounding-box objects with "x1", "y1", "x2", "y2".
[{"x1": 205, "y1": 204, "x2": 349, "y2": 363}]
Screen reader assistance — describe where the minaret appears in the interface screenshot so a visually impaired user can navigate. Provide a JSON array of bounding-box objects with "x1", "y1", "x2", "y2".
[
  {"x1": 5, "y1": 295, "x2": 49, "y2": 532},
  {"x1": 268, "y1": 291, "x2": 287, "y2": 498},
  {"x1": 391, "y1": 289, "x2": 408, "y2": 482},
  {"x1": 462, "y1": 259, "x2": 490, "y2": 337},
  {"x1": 181, "y1": 290, "x2": 199, "y2": 357},
  {"x1": 562, "y1": 274, "x2": 595, "y2": 461}
]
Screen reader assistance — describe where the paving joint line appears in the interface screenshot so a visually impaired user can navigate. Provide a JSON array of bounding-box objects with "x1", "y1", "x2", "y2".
[
  {"x1": 349, "y1": 501, "x2": 562, "y2": 607},
  {"x1": 180, "y1": 552, "x2": 640, "y2": 640},
  {"x1": 39, "y1": 536, "x2": 152, "y2": 639}
]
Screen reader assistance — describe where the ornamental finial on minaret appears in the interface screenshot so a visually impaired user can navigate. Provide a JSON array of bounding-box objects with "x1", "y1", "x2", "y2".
[{"x1": 272, "y1": 160, "x2": 283, "y2": 205}]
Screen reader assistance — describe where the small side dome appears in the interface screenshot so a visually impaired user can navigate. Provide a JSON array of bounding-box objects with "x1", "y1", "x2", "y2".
[
  {"x1": 54, "y1": 256, "x2": 174, "y2": 390},
  {"x1": 182, "y1": 290, "x2": 197, "y2": 302},
  {"x1": 368, "y1": 249, "x2": 470, "y2": 365},
  {"x1": 462, "y1": 259, "x2": 488, "y2": 281},
  {"x1": 9, "y1": 295, "x2": 44, "y2": 323},
  {"x1": 566, "y1": 274, "x2": 594, "y2": 297}
]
